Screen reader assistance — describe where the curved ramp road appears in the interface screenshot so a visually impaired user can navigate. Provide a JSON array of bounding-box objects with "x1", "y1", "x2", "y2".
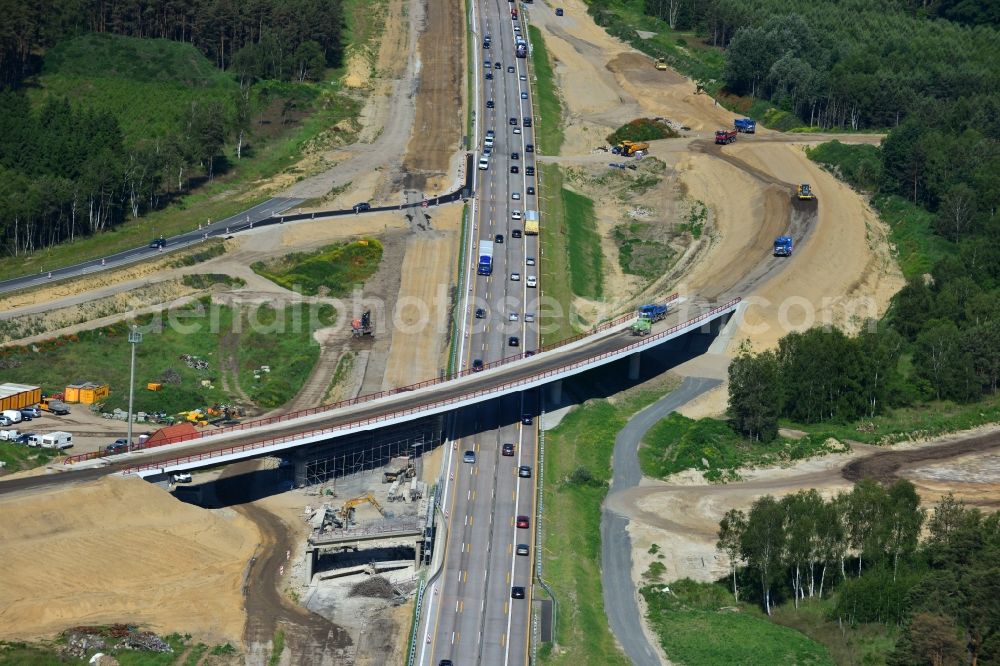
[{"x1": 601, "y1": 376, "x2": 722, "y2": 666}]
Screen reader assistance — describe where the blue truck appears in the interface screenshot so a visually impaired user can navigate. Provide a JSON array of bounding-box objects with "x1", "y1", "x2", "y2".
[
  {"x1": 638, "y1": 303, "x2": 669, "y2": 322},
  {"x1": 734, "y1": 118, "x2": 756, "y2": 133},
  {"x1": 773, "y1": 236, "x2": 793, "y2": 257},
  {"x1": 477, "y1": 240, "x2": 495, "y2": 275}
]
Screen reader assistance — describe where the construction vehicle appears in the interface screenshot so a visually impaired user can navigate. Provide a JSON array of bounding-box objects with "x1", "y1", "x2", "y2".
[
  {"x1": 631, "y1": 319, "x2": 652, "y2": 336},
  {"x1": 638, "y1": 303, "x2": 670, "y2": 322},
  {"x1": 715, "y1": 129, "x2": 737, "y2": 145},
  {"x1": 773, "y1": 236, "x2": 793, "y2": 257},
  {"x1": 612, "y1": 140, "x2": 650, "y2": 157},
  {"x1": 796, "y1": 184, "x2": 815, "y2": 200},
  {"x1": 478, "y1": 239, "x2": 495, "y2": 275},
  {"x1": 338, "y1": 493, "x2": 386, "y2": 525},
  {"x1": 39, "y1": 397, "x2": 70, "y2": 415},
  {"x1": 655, "y1": 58, "x2": 668, "y2": 71},
  {"x1": 351, "y1": 310, "x2": 374, "y2": 337},
  {"x1": 524, "y1": 210, "x2": 540, "y2": 235},
  {"x1": 734, "y1": 118, "x2": 756, "y2": 133}
]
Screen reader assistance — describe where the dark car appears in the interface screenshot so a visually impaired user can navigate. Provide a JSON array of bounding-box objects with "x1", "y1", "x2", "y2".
[
  {"x1": 105, "y1": 439, "x2": 128, "y2": 455},
  {"x1": 475, "y1": 308, "x2": 486, "y2": 319},
  {"x1": 511, "y1": 586, "x2": 525, "y2": 599},
  {"x1": 527, "y1": 186, "x2": 535, "y2": 195},
  {"x1": 525, "y1": 166, "x2": 535, "y2": 176},
  {"x1": 502, "y1": 442, "x2": 515, "y2": 456},
  {"x1": 511, "y1": 152, "x2": 520, "y2": 160},
  {"x1": 352, "y1": 202, "x2": 371, "y2": 213},
  {"x1": 507, "y1": 65, "x2": 515, "y2": 73},
  {"x1": 486, "y1": 100, "x2": 494, "y2": 108},
  {"x1": 512, "y1": 229, "x2": 522, "y2": 238},
  {"x1": 516, "y1": 515, "x2": 530, "y2": 528},
  {"x1": 516, "y1": 543, "x2": 530, "y2": 556},
  {"x1": 523, "y1": 117, "x2": 532, "y2": 127},
  {"x1": 483, "y1": 40, "x2": 491, "y2": 48},
  {"x1": 495, "y1": 62, "x2": 502, "y2": 69},
  {"x1": 519, "y1": 465, "x2": 532, "y2": 478},
  {"x1": 149, "y1": 237, "x2": 166, "y2": 249},
  {"x1": 472, "y1": 359, "x2": 484, "y2": 372},
  {"x1": 440, "y1": 661, "x2": 454, "y2": 666},
  {"x1": 525, "y1": 143, "x2": 534, "y2": 153},
  {"x1": 522, "y1": 413, "x2": 533, "y2": 425},
  {"x1": 14, "y1": 433, "x2": 34, "y2": 445},
  {"x1": 524, "y1": 350, "x2": 536, "y2": 357},
  {"x1": 509, "y1": 336, "x2": 520, "y2": 347},
  {"x1": 509, "y1": 117, "x2": 517, "y2": 126},
  {"x1": 556, "y1": 7, "x2": 564, "y2": 16},
  {"x1": 495, "y1": 233, "x2": 504, "y2": 243},
  {"x1": 485, "y1": 72, "x2": 493, "y2": 80},
  {"x1": 510, "y1": 165, "x2": 519, "y2": 174}
]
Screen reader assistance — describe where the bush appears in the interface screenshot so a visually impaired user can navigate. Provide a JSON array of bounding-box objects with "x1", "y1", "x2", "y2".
[{"x1": 606, "y1": 118, "x2": 679, "y2": 145}]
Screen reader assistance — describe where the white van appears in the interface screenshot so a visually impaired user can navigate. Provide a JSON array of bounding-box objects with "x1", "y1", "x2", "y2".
[
  {"x1": 40, "y1": 431, "x2": 73, "y2": 449},
  {"x1": 1, "y1": 410, "x2": 22, "y2": 424}
]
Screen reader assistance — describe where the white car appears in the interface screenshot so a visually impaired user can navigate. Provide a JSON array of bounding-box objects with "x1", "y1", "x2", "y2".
[
  {"x1": 511, "y1": 209, "x2": 522, "y2": 220},
  {"x1": 526, "y1": 257, "x2": 536, "y2": 266},
  {"x1": 171, "y1": 472, "x2": 192, "y2": 484},
  {"x1": 520, "y1": 91, "x2": 528, "y2": 99},
  {"x1": 513, "y1": 127, "x2": 521, "y2": 134},
  {"x1": 509, "y1": 312, "x2": 519, "y2": 321},
  {"x1": 525, "y1": 313, "x2": 535, "y2": 322},
  {"x1": 526, "y1": 275, "x2": 537, "y2": 287},
  {"x1": 520, "y1": 74, "x2": 527, "y2": 81},
  {"x1": 511, "y1": 272, "x2": 521, "y2": 281},
  {"x1": 512, "y1": 192, "x2": 521, "y2": 200}
]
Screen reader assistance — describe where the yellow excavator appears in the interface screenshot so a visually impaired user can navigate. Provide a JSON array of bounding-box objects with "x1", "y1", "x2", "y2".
[
  {"x1": 614, "y1": 140, "x2": 649, "y2": 156},
  {"x1": 655, "y1": 57, "x2": 668, "y2": 71},
  {"x1": 338, "y1": 493, "x2": 386, "y2": 524}
]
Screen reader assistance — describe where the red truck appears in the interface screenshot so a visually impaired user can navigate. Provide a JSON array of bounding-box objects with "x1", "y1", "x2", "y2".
[
  {"x1": 511, "y1": 7, "x2": 518, "y2": 19},
  {"x1": 715, "y1": 129, "x2": 737, "y2": 145}
]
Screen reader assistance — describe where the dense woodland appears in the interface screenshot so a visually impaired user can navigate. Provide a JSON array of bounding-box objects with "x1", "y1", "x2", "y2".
[
  {"x1": 0, "y1": 0, "x2": 345, "y2": 255},
  {"x1": 719, "y1": 485, "x2": 1000, "y2": 664}
]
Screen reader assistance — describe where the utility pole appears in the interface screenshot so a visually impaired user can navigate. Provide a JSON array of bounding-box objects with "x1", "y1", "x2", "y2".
[{"x1": 127, "y1": 325, "x2": 142, "y2": 452}]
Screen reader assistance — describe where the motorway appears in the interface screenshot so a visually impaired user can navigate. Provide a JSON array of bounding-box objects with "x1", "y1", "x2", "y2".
[{"x1": 424, "y1": 0, "x2": 538, "y2": 662}]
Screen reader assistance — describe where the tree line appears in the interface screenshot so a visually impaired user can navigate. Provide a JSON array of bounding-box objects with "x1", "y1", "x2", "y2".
[
  {"x1": 0, "y1": 0, "x2": 345, "y2": 86},
  {"x1": 718, "y1": 485, "x2": 1000, "y2": 664}
]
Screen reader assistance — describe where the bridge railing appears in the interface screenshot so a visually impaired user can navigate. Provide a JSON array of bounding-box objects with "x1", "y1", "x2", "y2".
[
  {"x1": 65, "y1": 293, "x2": 679, "y2": 465},
  {"x1": 120, "y1": 298, "x2": 738, "y2": 476}
]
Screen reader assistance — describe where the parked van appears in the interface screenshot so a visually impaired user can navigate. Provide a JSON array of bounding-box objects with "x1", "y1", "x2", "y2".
[
  {"x1": 0, "y1": 429, "x2": 20, "y2": 442},
  {"x1": 1, "y1": 410, "x2": 22, "y2": 424},
  {"x1": 20, "y1": 407, "x2": 41, "y2": 418},
  {"x1": 478, "y1": 156, "x2": 490, "y2": 170},
  {"x1": 40, "y1": 431, "x2": 73, "y2": 449}
]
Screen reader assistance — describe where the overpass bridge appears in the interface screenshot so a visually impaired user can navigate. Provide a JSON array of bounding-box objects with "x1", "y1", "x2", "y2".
[{"x1": 55, "y1": 297, "x2": 738, "y2": 482}]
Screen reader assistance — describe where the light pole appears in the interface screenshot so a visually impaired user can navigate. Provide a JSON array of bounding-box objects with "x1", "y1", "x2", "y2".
[{"x1": 127, "y1": 325, "x2": 142, "y2": 452}]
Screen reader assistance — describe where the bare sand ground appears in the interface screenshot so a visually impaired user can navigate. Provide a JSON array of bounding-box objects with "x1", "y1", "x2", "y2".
[
  {"x1": 382, "y1": 205, "x2": 462, "y2": 389},
  {"x1": 0, "y1": 476, "x2": 258, "y2": 644}
]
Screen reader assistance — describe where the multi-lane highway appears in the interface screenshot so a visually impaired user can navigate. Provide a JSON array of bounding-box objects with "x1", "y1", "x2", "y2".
[{"x1": 426, "y1": 0, "x2": 539, "y2": 662}]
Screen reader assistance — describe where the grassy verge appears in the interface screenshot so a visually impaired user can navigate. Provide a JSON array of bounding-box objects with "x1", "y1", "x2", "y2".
[
  {"x1": 268, "y1": 630, "x2": 285, "y2": 666},
  {"x1": 0, "y1": 442, "x2": 62, "y2": 473},
  {"x1": 251, "y1": 239, "x2": 383, "y2": 296},
  {"x1": 0, "y1": 631, "x2": 238, "y2": 665},
  {"x1": 770, "y1": 598, "x2": 898, "y2": 666},
  {"x1": 540, "y1": 379, "x2": 678, "y2": 665},
  {"x1": 323, "y1": 352, "x2": 356, "y2": 403},
  {"x1": 537, "y1": 165, "x2": 575, "y2": 345},
  {"x1": 527, "y1": 26, "x2": 564, "y2": 155},
  {"x1": 640, "y1": 579, "x2": 833, "y2": 665},
  {"x1": 180, "y1": 274, "x2": 246, "y2": 290},
  {"x1": 0, "y1": 299, "x2": 334, "y2": 414},
  {"x1": 562, "y1": 188, "x2": 603, "y2": 301},
  {"x1": 783, "y1": 391, "x2": 1000, "y2": 446},
  {"x1": 639, "y1": 413, "x2": 843, "y2": 483}
]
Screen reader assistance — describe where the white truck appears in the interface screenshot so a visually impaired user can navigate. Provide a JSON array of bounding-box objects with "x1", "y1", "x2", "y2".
[
  {"x1": 0, "y1": 429, "x2": 20, "y2": 442},
  {"x1": 39, "y1": 431, "x2": 73, "y2": 449},
  {"x1": 1, "y1": 409, "x2": 22, "y2": 424}
]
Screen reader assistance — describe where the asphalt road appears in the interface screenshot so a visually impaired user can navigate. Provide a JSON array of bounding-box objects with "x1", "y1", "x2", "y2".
[
  {"x1": 426, "y1": 0, "x2": 539, "y2": 663},
  {"x1": 0, "y1": 197, "x2": 304, "y2": 295},
  {"x1": 601, "y1": 376, "x2": 722, "y2": 666}
]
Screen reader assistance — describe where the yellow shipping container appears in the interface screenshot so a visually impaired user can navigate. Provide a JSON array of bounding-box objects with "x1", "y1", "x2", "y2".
[
  {"x1": 146, "y1": 383, "x2": 162, "y2": 391},
  {"x1": 65, "y1": 382, "x2": 110, "y2": 404},
  {"x1": 0, "y1": 383, "x2": 41, "y2": 411}
]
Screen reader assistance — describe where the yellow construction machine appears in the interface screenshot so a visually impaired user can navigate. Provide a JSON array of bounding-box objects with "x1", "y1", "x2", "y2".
[
  {"x1": 655, "y1": 58, "x2": 668, "y2": 71},
  {"x1": 338, "y1": 493, "x2": 386, "y2": 524}
]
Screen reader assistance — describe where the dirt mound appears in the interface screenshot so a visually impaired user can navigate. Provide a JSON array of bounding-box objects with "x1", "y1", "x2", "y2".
[
  {"x1": 0, "y1": 476, "x2": 257, "y2": 644},
  {"x1": 350, "y1": 575, "x2": 396, "y2": 599}
]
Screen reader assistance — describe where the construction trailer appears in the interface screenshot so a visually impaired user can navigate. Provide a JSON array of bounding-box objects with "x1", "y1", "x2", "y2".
[
  {"x1": 0, "y1": 383, "x2": 41, "y2": 411},
  {"x1": 351, "y1": 310, "x2": 374, "y2": 337}
]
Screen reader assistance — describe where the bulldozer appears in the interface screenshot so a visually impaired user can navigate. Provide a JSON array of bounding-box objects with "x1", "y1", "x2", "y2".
[
  {"x1": 337, "y1": 493, "x2": 386, "y2": 525},
  {"x1": 797, "y1": 183, "x2": 816, "y2": 200},
  {"x1": 654, "y1": 58, "x2": 668, "y2": 71},
  {"x1": 612, "y1": 140, "x2": 649, "y2": 157}
]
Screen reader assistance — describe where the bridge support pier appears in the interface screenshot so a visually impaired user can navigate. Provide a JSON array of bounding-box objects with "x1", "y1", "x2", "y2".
[
  {"x1": 628, "y1": 353, "x2": 641, "y2": 381},
  {"x1": 304, "y1": 547, "x2": 317, "y2": 582},
  {"x1": 293, "y1": 451, "x2": 309, "y2": 488},
  {"x1": 548, "y1": 380, "x2": 563, "y2": 405}
]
